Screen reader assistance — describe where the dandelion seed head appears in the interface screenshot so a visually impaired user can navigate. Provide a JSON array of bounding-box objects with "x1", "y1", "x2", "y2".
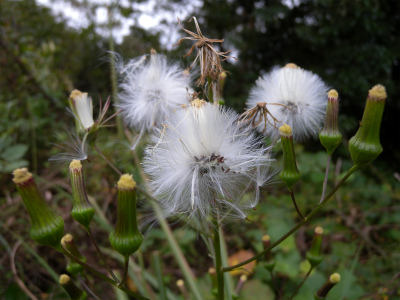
[
  {"x1": 143, "y1": 103, "x2": 275, "y2": 224},
  {"x1": 116, "y1": 51, "x2": 193, "y2": 132},
  {"x1": 247, "y1": 64, "x2": 329, "y2": 141}
]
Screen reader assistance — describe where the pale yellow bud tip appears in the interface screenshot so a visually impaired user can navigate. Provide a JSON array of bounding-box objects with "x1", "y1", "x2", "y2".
[
  {"x1": 279, "y1": 124, "x2": 292, "y2": 136},
  {"x1": 315, "y1": 226, "x2": 324, "y2": 235},
  {"x1": 220, "y1": 72, "x2": 227, "y2": 78},
  {"x1": 12, "y1": 168, "x2": 33, "y2": 184},
  {"x1": 285, "y1": 63, "x2": 299, "y2": 69},
  {"x1": 59, "y1": 274, "x2": 70, "y2": 285},
  {"x1": 176, "y1": 279, "x2": 184, "y2": 287},
  {"x1": 118, "y1": 174, "x2": 136, "y2": 190},
  {"x1": 328, "y1": 89, "x2": 338, "y2": 99},
  {"x1": 191, "y1": 98, "x2": 206, "y2": 108},
  {"x1": 329, "y1": 273, "x2": 341, "y2": 284},
  {"x1": 240, "y1": 274, "x2": 248, "y2": 282},
  {"x1": 208, "y1": 267, "x2": 216, "y2": 275},
  {"x1": 62, "y1": 234, "x2": 73, "y2": 243},
  {"x1": 262, "y1": 235, "x2": 270, "y2": 242},
  {"x1": 369, "y1": 84, "x2": 387, "y2": 100},
  {"x1": 70, "y1": 89, "x2": 84, "y2": 99},
  {"x1": 150, "y1": 48, "x2": 157, "y2": 55},
  {"x1": 69, "y1": 159, "x2": 82, "y2": 170}
]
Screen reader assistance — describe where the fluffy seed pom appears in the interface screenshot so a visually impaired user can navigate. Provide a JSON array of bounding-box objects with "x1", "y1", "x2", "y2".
[
  {"x1": 116, "y1": 50, "x2": 193, "y2": 132},
  {"x1": 246, "y1": 64, "x2": 329, "y2": 141},
  {"x1": 143, "y1": 103, "x2": 275, "y2": 223}
]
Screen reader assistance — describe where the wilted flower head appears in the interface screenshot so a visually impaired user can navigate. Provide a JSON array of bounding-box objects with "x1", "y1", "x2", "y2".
[
  {"x1": 116, "y1": 49, "x2": 193, "y2": 132},
  {"x1": 143, "y1": 101, "x2": 275, "y2": 223},
  {"x1": 69, "y1": 90, "x2": 94, "y2": 131},
  {"x1": 174, "y1": 17, "x2": 236, "y2": 87},
  {"x1": 246, "y1": 63, "x2": 329, "y2": 141}
]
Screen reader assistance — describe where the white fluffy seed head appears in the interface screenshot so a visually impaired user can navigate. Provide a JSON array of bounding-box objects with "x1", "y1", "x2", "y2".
[
  {"x1": 143, "y1": 103, "x2": 275, "y2": 224},
  {"x1": 116, "y1": 51, "x2": 193, "y2": 132},
  {"x1": 247, "y1": 65, "x2": 329, "y2": 141}
]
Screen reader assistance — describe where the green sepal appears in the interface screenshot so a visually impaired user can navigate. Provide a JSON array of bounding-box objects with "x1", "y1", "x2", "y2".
[
  {"x1": 319, "y1": 132, "x2": 342, "y2": 156},
  {"x1": 109, "y1": 188, "x2": 143, "y2": 257},
  {"x1": 349, "y1": 94, "x2": 385, "y2": 166},
  {"x1": 265, "y1": 259, "x2": 276, "y2": 272},
  {"x1": 279, "y1": 135, "x2": 300, "y2": 191},
  {"x1": 306, "y1": 252, "x2": 323, "y2": 267},
  {"x1": 66, "y1": 258, "x2": 86, "y2": 275}
]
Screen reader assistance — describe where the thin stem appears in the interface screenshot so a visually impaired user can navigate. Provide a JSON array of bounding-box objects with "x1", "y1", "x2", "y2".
[
  {"x1": 62, "y1": 248, "x2": 149, "y2": 300},
  {"x1": 94, "y1": 144, "x2": 122, "y2": 175},
  {"x1": 152, "y1": 251, "x2": 167, "y2": 300},
  {"x1": 222, "y1": 165, "x2": 359, "y2": 273},
  {"x1": 78, "y1": 275, "x2": 103, "y2": 300},
  {"x1": 320, "y1": 155, "x2": 332, "y2": 204},
  {"x1": 213, "y1": 224, "x2": 224, "y2": 300},
  {"x1": 118, "y1": 256, "x2": 129, "y2": 287},
  {"x1": 269, "y1": 271, "x2": 282, "y2": 299},
  {"x1": 154, "y1": 204, "x2": 203, "y2": 300},
  {"x1": 289, "y1": 266, "x2": 314, "y2": 300},
  {"x1": 86, "y1": 227, "x2": 120, "y2": 283},
  {"x1": 290, "y1": 190, "x2": 305, "y2": 220},
  {"x1": 82, "y1": 132, "x2": 89, "y2": 153}
]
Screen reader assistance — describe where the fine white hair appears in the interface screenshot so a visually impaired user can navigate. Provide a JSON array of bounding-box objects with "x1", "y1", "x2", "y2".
[
  {"x1": 143, "y1": 103, "x2": 275, "y2": 224},
  {"x1": 116, "y1": 51, "x2": 193, "y2": 132},
  {"x1": 247, "y1": 65, "x2": 329, "y2": 141}
]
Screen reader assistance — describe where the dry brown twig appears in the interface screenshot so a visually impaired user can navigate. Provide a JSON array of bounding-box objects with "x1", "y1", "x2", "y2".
[{"x1": 174, "y1": 17, "x2": 237, "y2": 86}]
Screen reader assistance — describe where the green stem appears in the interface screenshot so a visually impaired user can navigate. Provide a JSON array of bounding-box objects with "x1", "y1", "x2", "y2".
[
  {"x1": 87, "y1": 227, "x2": 120, "y2": 283},
  {"x1": 222, "y1": 165, "x2": 359, "y2": 273},
  {"x1": 207, "y1": 76, "x2": 214, "y2": 103},
  {"x1": 154, "y1": 204, "x2": 203, "y2": 300},
  {"x1": 62, "y1": 248, "x2": 149, "y2": 300},
  {"x1": 219, "y1": 228, "x2": 233, "y2": 300},
  {"x1": 289, "y1": 266, "x2": 314, "y2": 300},
  {"x1": 118, "y1": 256, "x2": 129, "y2": 287},
  {"x1": 94, "y1": 144, "x2": 122, "y2": 176},
  {"x1": 213, "y1": 224, "x2": 224, "y2": 300},
  {"x1": 152, "y1": 251, "x2": 167, "y2": 300},
  {"x1": 320, "y1": 155, "x2": 332, "y2": 204},
  {"x1": 290, "y1": 190, "x2": 305, "y2": 220}
]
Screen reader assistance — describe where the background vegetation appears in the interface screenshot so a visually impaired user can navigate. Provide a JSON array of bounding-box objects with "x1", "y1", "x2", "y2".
[{"x1": 1, "y1": 0, "x2": 399, "y2": 299}]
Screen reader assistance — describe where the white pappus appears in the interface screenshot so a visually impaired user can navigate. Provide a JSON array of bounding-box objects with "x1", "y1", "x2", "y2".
[
  {"x1": 116, "y1": 49, "x2": 193, "y2": 135},
  {"x1": 246, "y1": 63, "x2": 329, "y2": 141},
  {"x1": 143, "y1": 101, "x2": 275, "y2": 224}
]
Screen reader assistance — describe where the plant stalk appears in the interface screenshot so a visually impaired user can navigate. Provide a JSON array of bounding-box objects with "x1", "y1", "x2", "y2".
[{"x1": 320, "y1": 155, "x2": 332, "y2": 203}]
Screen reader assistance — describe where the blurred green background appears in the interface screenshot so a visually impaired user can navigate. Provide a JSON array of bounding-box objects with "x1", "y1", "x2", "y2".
[{"x1": 1, "y1": 0, "x2": 399, "y2": 299}]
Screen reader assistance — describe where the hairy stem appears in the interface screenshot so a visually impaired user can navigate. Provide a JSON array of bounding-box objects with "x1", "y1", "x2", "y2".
[
  {"x1": 320, "y1": 155, "x2": 332, "y2": 204},
  {"x1": 222, "y1": 165, "x2": 359, "y2": 272}
]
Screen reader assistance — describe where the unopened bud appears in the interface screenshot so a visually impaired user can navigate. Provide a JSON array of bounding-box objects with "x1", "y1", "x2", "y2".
[
  {"x1": 109, "y1": 174, "x2": 143, "y2": 257},
  {"x1": 262, "y1": 235, "x2": 275, "y2": 271},
  {"x1": 320, "y1": 90, "x2": 342, "y2": 155},
  {"x1": 69, "y1": 160, "x2": 94, "y2": 230},
  {"x1": 59, "y1": 274, "x2": 87, "y2": 300},
  {"x1": 69, "y1": 90, "x2": 94, "y2": 132},
  {"x1": 306, "y1": 226, "x2": 324, "y2": 267},
  {"x1": 279, "y1": 124, "x2": 300, "y2": 191},
  {"x1": 61, "y1": 234, "x2": 87, "y2": 275},
  {"x1": 235, "y1": 274, "x2": 248, "y2": 295},
  {"x1": 315, "y1": 273, "x2": 341, "y2": 299},
  {"x1": 176, "y1": 279, "x2": 189, "y2": 299},
  {"x1": 349, "y1": 84, "x2": 386, "y2": 166},
  {"x1": 12, "y1": 168, "x2": 64, "y2": 251}
]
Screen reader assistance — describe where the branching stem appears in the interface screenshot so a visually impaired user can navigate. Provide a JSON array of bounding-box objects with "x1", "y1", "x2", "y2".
[
  {"x1": 222, "y1": 165, "x2": 359, "y2": 273},
  {"x1": 289, "y1": 266, "x2": 314, "y2": 300},
  {"x1": 290, "y1": 190, "x2": 305, "y2": 220}
]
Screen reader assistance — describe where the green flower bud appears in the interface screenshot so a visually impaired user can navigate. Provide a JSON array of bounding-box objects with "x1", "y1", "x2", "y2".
[
  {"x1": 12, "y1": 168, "x2": 64, "y2": 251},
  {"x1": 306, "y1": 226, "x2": 324, "y2": 267},
  {"x1": 262, "y1": 235, "x2": 276, "y2": 271},
  {"x1": 61, "y1": 234, "x2": 86, "y2": 275},
  {"x1": 109, "y1": 174, "x2": 143, "y2": 257},
  {"x1": 69, "y1": 160, "x2": 94, "y2": 230},
  {"x1": 279, "y1": 124, "x2": 300, "y2": 191},
  {"x1": 59, "y1": 274, "x2": 87, "y2": 300},
  {"x1": 319, "y1": 90, "x2": 342, "y2": 155},
  {"x1": 349, "y1": 85, "x2": 386, "y2": 166},
  {"x1": 314, "y1": 273, "x2": 341, "y2": 299}
]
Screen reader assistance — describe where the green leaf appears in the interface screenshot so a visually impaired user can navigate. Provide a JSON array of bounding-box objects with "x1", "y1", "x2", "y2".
[
  {"x1": 2, "y1": 144, "x2": 28, "y2": 161},
  {"x1": 240, "y1": 279, "x2": 275, "y2": 300}
]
